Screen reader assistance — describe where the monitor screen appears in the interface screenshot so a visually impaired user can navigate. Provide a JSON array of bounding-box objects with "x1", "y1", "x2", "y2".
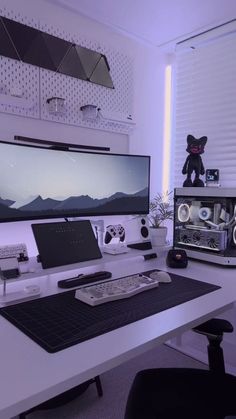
[{"x1": 0, "y1": 141, "x2": 150, "y2": 223}]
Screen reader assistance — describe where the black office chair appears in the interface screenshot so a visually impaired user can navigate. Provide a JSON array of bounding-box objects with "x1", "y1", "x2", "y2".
[{"x1": 125, "y1": 318, "x2": 236, "y2": 419}]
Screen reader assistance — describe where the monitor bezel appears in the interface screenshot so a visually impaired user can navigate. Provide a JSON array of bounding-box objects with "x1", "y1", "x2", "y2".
[{"x1": 0, "y1": 140, "x2": 151, "y2": 223}]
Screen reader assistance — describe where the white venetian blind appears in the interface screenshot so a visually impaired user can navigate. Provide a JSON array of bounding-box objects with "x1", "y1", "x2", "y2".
[{"x1": 174, "y1": 22, "x2": 236, "y2": 188}]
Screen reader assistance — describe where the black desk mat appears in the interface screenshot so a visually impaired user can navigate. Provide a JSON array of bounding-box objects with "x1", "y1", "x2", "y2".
[{"x1": 0, "y1": 270, "x2": 220, "y2": 353}]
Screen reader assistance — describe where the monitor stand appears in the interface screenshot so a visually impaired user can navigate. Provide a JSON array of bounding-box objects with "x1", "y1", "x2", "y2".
[{"x1": 102, "y1": 244, "x2": 129, "y2": 255}]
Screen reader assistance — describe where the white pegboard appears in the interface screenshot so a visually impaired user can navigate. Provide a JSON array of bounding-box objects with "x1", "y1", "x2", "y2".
[
  {"x1": 0, "y1": 57, "x2": 39, "y2": 118},
  {"x1": 0, "y1": 9, "x2": 134, "y2": 134},
  {"x1": 39, "y1": 21, "x2": 134, "y2": 134},
  {"x1": 0, "y1": 6, "x2": 38, "y2": 28}
]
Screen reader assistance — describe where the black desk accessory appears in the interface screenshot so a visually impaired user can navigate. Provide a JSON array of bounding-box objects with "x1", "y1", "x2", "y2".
[
  {"x1": 0, "y1": 268, "x2": 19, "y2": 279},
  {"x1": 0, "y1": 257, "x2": 19, "y2": 279},
  {"x1": 0, "y1": 271, "x2": 220, "y2": 353},
  {"x1": 127, "y1": 241, "x2": 152, "y2": 250},
  {"x1": 32, "y1": 220, "x2": 102, "y2": 269},
  {"x1": 58, "y1": 271, "x2": 112, "y2": 288},
  {"x1": 144, "y1": 253, "x2": 157, "y2": 260},
  {"x1": 166, "y1": 249, "x2": 188, "y2": 268}
]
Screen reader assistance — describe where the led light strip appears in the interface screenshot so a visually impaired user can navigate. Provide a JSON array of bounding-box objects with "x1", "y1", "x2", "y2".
[{"x1": 162, "y1": 64, "x2": 172, "y2": 196}]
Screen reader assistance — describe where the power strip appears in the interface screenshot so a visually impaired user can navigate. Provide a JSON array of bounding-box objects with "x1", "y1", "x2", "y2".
[{"x1": 0, "y1": 243, "x2": 29, "y2": 262}]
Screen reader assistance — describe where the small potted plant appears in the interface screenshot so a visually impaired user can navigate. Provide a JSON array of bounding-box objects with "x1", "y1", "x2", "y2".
[{"x1": 148, "y1": 191, "x2": 174, "y2": 246}]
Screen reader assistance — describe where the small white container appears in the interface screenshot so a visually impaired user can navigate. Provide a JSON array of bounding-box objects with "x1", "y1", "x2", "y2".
[
  {"x1": 47, "y1": 97, "x2": 66, "y2": 116},
  {"x1": 80, "y1": 104, "x2": 98, "y2": 121}
]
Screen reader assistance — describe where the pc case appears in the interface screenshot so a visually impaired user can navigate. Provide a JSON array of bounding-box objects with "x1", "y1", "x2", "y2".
[{"x1": 173, "y1": 187, "x2": 236, "y2": 265}]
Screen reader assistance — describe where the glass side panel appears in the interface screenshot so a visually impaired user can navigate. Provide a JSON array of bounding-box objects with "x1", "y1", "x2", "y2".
[{"x1": 174, "y1": 195, "x2": 236, "y2": 256}]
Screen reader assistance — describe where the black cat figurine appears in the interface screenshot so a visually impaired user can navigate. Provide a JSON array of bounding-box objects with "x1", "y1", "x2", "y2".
[{"x1": 182, "y1": 134, "x2": 207, "y2": 187}]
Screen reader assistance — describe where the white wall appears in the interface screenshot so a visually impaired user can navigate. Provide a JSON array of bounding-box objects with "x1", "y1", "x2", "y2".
[
  {"x1": 0, "y1": 0, "x2": 167, "y2": 252},
  {"x1": 130, "y1": 47, "x2": 166, "y2": 198}
]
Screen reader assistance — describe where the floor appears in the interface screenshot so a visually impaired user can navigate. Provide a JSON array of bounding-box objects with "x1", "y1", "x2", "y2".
[{"x1": 25, "y1": 343, "x2": 210, "y2": 419}]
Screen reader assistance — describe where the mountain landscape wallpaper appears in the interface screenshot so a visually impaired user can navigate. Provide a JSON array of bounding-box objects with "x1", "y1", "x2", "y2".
[{"x1": 0, "y1": 142, "x2": 150, "y2": 221}]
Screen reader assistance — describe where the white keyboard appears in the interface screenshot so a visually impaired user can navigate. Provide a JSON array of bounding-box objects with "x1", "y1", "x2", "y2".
[
  {"x1": 75, "y1": 273, "x2": 159, "y2": 306},
  {"x1": 0, "y1": 243, "x2": 28, "y2": 261}
]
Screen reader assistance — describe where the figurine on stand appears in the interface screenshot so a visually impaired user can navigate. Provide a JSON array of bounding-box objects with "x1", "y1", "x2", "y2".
[{"x1": 182, "y1": 134, "x2": 207, "y2": 187}]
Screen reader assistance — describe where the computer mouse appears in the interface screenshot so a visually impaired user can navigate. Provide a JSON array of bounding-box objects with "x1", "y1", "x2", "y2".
[{"x1": 149, "y1": 271, "x2": 172, "y2": 283}]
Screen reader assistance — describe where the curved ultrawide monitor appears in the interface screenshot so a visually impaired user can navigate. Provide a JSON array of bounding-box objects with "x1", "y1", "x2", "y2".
[{"x1": 0, "y1": 141, "x2": 150, "y2": 223}]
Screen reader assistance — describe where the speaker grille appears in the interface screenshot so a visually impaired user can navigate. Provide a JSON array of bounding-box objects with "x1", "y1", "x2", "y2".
[
  {"x1": 124, "y1": 216, "x2": 150, "y2": 243},
  {"x1": 141, "y1": 226, "x2": 149, "y2": 238}
]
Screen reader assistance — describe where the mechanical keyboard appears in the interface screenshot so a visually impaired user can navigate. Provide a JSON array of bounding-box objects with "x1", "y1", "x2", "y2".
[
  {"x1": 0, "y1": 243, "x2": 28, "y2": 261},
  {"x1": 75, "y1": 273, "x2": 159, "y2": 306}
]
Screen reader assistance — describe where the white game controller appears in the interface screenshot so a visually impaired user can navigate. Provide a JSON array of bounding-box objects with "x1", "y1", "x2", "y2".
[{"x1": 104, "y1": 224, "x2": 125, "y2": 244}]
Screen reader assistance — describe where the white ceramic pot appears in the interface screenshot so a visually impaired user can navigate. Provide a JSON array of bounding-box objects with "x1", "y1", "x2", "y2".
[{"x1": 150, "y1": 226, "x2": 167, "y2": 247}]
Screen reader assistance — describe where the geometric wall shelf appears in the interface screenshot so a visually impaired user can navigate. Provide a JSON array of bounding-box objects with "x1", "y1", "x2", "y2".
[{"x1": 0, "y1": 15, "x2": 114, "y2": 89}]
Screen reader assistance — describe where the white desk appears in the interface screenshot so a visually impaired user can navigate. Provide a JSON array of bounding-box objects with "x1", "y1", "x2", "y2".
[{"x1": 0, "y1": 249, "x2": 236, "y2": 419}]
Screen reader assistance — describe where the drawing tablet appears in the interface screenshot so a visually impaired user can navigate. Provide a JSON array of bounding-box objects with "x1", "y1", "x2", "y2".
[{"x1": 32, "y1": 220, "x2": 102, "y2": 269}]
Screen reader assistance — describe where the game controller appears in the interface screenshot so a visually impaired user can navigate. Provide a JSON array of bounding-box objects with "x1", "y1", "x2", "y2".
[{"x1": 104, "y1": 224, "x2": 125, "y2": 244}]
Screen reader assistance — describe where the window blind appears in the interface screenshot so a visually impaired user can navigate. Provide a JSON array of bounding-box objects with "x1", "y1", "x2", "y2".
[{"x1": 174, "y1": 24, "x2": 236, "y2": 188}]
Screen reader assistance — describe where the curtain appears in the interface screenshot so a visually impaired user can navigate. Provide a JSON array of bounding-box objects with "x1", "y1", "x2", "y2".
[{"x1": 173, "y1": 21, "x2": 236, "y2": 188}]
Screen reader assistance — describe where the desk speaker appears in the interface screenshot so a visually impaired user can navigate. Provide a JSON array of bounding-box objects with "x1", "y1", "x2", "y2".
[
  {"x1": 124, "y1": 216, "x2": 150, "y2": 244},
  {"x1": 166, "y1": 249, "x2": 188, "y2": 268}
]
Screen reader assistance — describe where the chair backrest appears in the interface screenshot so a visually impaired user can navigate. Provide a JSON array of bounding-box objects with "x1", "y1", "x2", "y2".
[{"x1": 193, "y1": 318, "x2": 233, "y2": 373}]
